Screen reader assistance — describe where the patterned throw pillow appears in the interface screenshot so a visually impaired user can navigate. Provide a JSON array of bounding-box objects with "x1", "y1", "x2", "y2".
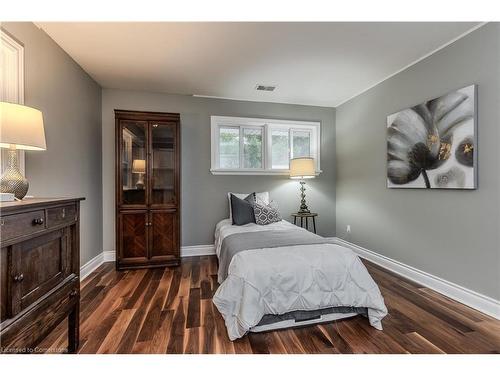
[{"x1": 253, "y1": 201, "x2": 282, "y2": 225}]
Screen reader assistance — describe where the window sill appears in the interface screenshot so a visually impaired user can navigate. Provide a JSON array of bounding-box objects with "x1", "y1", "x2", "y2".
[{"x1": 210, "y1": 169, "x2": 322, "y2": 176}]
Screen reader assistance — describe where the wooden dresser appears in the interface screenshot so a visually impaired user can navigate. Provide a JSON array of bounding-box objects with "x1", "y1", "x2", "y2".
[{"x1": 0, "y1": 197, "x2": 84, "y2": 353}]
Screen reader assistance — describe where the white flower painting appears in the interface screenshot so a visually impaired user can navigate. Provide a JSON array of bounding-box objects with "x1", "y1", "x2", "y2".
[{"x1": 387, "y1": 85, "x2": 477, "y2": 189}]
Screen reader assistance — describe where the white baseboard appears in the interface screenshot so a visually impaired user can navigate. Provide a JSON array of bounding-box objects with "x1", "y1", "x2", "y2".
[
  {"x1": 181, "y1": 244, "x2": 215, "y2": 257},
  {"x1": 333, "y1": 237, "x2": 500, "y2": 320},
  {"x1": 103, "y1": 250, "x2": 116, "y2": 262},
  {"x1": 80, "y1": 246, "x2": 214, "y2": 280},
  {"x1": 80, "y1": 251, "x2": 115, "y2": 280},
  {"x1": 80, "y1": 252, "x2": 105, "y2": 280},
  {"x1": 82, "y1": 238, "x2": 500, "y2": 320},
  {"x1": 101, "y1": 247, "x2": 215, "y2": 260}
]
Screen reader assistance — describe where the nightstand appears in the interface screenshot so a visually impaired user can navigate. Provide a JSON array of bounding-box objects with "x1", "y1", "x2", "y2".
[{"x1": 291, "y1": 212, "x2": 318, "y2": 233}]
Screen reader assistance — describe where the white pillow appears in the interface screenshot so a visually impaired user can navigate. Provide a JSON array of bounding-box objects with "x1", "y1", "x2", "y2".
[{"x1": 227, "y1": 192, "x2": 270, "y2": 220}]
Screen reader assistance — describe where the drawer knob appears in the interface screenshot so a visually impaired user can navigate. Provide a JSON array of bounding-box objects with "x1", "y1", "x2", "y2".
[
  {"x1": 13, "y1": 273, "x2": 24, "y2": 282},
  {"x1": 69, "y1": 289, "x2": 78, "y2": 297},
  {"x1": 33, "y1": 217, "x2": 44, "y2": 225}
]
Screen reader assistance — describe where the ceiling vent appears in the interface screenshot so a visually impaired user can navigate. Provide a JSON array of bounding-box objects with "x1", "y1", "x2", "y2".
[{"x1": 255, "y1": 84, "x2": 276, "y2": 92}]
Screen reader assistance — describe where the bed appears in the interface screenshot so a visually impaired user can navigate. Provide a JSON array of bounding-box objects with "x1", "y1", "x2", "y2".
[{"x1": 212, "y1": 218, "x2": 388, "y2": 341}]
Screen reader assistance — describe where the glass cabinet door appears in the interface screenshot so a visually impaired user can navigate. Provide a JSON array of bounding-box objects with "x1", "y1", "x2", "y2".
[
  {"x1": 120, "y1": 120, "x2": 147, "y2": 205},
  {"x1": 151, "y1": 121, "x2": 177, "y2": 206}
]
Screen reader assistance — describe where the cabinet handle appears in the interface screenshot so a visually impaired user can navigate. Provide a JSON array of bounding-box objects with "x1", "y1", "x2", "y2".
[
  {"x1": 33, "y1": 217, "x2": 44, "y2": 226},
  {"x1": 13, "y1": 273, "x2": 24, "y2": 282},
  {"x1": 61, "y1": 208, "x2": 66, "y2": 218},
  {"x1": 69, "y1": 290, "x2": 78, "y2": 297},
  {"x1": 145, "y1": 222, "x2": 152, "y2": 226}
]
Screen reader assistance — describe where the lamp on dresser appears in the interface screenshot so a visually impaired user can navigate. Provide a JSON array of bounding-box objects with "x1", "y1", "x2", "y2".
[{"x1": 0, "y1": 102, "x2": 46, "y2": 199}]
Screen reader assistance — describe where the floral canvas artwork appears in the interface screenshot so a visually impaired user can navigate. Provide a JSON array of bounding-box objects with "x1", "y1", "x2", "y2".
[{"x1": 387, "y1": 85, "x2": 477, "y2": 189}]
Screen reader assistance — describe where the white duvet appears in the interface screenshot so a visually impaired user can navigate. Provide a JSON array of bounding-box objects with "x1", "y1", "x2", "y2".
[{"x1": 212, "y1": 219, "x2": 388, "y2": 340}]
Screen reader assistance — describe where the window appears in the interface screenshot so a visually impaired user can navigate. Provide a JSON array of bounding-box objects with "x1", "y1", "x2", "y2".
[
  {"x1": 219, "y1": 127, "x2": 239, "y2": 168},
  {"x1": 211, "y1": 116, "x2": 321, "y2": 175},
  {"x1": 292, "y1": 130, "x2": 311, "y2": 159},
  {"x1": 271, "y1": 129, "x2": 289, "y2": 169},
  {"x1": 242, "y1": 128, "x2": 263, "y2": 168}
]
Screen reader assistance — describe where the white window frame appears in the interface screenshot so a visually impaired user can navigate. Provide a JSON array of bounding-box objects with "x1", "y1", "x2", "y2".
[{"x1": 211, "y1": 116, "x2": 321, "y2": 176}]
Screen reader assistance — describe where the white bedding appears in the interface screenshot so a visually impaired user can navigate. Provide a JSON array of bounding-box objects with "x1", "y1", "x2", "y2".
[{"x1": 213, "y1": 219, "x2": 388, "y2": 340}]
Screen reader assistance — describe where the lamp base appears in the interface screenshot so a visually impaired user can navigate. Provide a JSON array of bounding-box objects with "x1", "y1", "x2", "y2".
[
  {"x1": 0, "y1": 149, "x2": 29, "y2": 199},
  {"x1": 297, "y1": 180, "x2": 311, "y2": 214},
  {"x1": 135, "y1": 173, "x2": 145, "y2": 189}
]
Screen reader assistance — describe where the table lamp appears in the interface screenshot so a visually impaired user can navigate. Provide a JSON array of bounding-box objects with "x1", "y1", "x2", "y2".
[
  {"x1": 0, "y1": 102, "x2": 46, "y2": 199},
  {"x1": 289, "y1": 157, "x2": 315, "y2": 213},
  {"x1": 132, "y1": 159, "x2": 146, "y2": 189}
]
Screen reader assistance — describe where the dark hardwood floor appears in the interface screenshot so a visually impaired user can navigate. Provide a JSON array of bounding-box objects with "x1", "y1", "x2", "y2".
[{"x1": 38, "y1": 256, "x2": 500, "y2": 354}]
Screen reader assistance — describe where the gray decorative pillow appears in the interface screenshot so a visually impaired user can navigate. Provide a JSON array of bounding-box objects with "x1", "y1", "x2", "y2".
[
  {"x1": 253, "y1": 201, "x2": 282, "y2": 225},
  {"x1": 230, "y1": 193, "x2": 256, "y2": 225}
]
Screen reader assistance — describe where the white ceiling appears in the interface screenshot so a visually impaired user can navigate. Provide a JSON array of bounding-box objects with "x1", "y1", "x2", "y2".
[{"x1": 38, "y1": 22, "x2": 481, "y2": 107}]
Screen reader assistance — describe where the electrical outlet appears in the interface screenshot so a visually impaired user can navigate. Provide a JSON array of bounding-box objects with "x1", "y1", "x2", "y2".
[{"x1": 346, "y1": 225, "x2": 351, "y2": 233}]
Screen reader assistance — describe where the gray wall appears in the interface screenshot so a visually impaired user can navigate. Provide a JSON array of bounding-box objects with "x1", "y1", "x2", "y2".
[
  {"x1": 335, "y1": 24, "x2": 500, "y2": 300},
  {"x1": 102, "y1": 89, "x2": 335, "y2": 252},
  {"x1": 3, "y1": 23, "x2": 103, "y2": 265}
]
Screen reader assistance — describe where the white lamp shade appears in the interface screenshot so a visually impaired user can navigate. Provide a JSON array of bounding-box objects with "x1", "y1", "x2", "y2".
[
  {"x1": 289, "y1": 157, "x2": 316, "y2": 179},
  {"x1": 0, "y1": 102, "x2": 46, "y2": 150},
  {"x1": 132, "y1": 159, "x2": 146, "y2": 173}
]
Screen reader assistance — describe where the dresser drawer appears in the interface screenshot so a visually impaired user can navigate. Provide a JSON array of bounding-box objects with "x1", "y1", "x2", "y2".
[
  {"x1": 0, "y1": 210, "x2": 46, "y2": 243},
  {"x1": 47, "y1": 204, "x2": 77, "y2": 229}
]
